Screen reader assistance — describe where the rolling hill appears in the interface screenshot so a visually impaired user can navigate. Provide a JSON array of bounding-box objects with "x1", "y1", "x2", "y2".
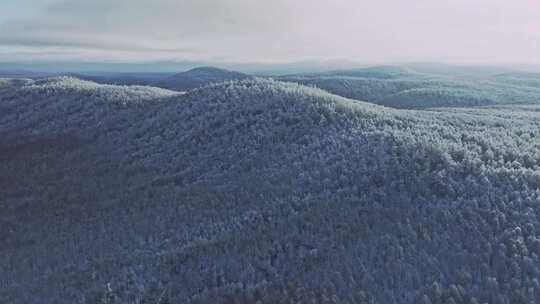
[
  {"x1": 279, "y1": 66, "x2": 540, "y2": 109},
  {"x1": 155, "y1": 66, "x2": 251, "y2": 91},
  {"x1": 324, "y1": 65, "x2": 416, "y2": 79},
  {"x1": 0, "y1": 66, "x2": 251, "y2": 90},
  {"x1": 1, "y1": 77, "x2": 540, "y2": 303},
  {"x1": 66, "y1": 72, "x2": 176, "y2": 86}
]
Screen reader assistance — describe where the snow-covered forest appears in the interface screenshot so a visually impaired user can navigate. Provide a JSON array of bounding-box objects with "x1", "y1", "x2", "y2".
[
  {"x1": 1, "y1": 73, "x2": 540, "y2": 303},
  {"x1": 279, "y1": 66, "x2": 540, "y2": 109}
]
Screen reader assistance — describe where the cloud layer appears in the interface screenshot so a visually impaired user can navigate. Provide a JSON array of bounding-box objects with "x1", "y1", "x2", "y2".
[{"x1": 1, "y1": 0, "x2": 539, "y2": 64}]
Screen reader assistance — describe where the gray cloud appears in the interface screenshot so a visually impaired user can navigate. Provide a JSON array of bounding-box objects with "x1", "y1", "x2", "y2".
[
  {"x1": 0, "y1": 0, "x2": 296, "y2": 62},
  {"x1": 0, "y1": 0, "x2": 539, "y2": 64}
]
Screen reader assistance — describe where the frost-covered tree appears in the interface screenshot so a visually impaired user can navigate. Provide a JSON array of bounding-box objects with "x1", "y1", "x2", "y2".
[{"x1": 1, "y1": 77, "x2": 540, "y2": 303}]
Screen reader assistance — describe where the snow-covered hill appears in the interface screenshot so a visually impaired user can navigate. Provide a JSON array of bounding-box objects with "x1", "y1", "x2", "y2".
[
  {"x1": 1, "y1": 78, "x2": 540, "y2": 303},
  {"x1": 280, "y1": 66, "x2": 540, "y2": 109},
  {"x1": 155, "y1": 66, "x2": 251, "y2": 91}
]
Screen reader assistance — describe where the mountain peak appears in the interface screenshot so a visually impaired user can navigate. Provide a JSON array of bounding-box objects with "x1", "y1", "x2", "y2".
[
  {"x1": 155, "y1": 66, "x2": 251, "y2": 91},
  {"x1": 185, "y1": 66, "x2": 237, "y2": 73}
]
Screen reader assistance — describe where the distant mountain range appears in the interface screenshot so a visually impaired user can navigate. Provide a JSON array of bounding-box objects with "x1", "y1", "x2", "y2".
[
  {"x1": 279, "y1": 65, "x2": 540, "y2": 108},
  {"x1": 61, "y1": 67, "x2": 252, "y2": 91},
  {"x1": 4, "y1": 65, "x2": 540, "y2": 109}
]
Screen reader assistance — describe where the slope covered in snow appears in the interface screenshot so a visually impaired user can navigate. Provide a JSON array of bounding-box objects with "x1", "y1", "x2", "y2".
[
  {"x1": 1, "y1": 78, "x2": 540, "y2": 303},
  {"x1": 155, "y1": 66, "x2": 251, "y2": 91},
  {"x1": 280, "y1": 66, "x2": 540, "y2": 109}
]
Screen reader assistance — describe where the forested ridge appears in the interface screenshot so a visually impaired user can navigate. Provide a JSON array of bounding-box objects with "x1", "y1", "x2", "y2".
[
  {"x1": 279, "y1": 66, "x2": 540, "y2": 109},
  {"x1": 1, "y1": 77, "x2": 540, "y2": 303}
]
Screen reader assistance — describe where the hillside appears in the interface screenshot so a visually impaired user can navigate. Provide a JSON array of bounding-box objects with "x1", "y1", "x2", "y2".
[
  {"x1": 280, "y1": 66, "x2": 540, "y2": 109},
  {"x1": 0, "y1": 67, "x2": 252, "y2": 89},
  {"x1": 325, "y1": 65, "x2": 415, "y2": 79},
  {"x1": 155, "y1": 66, "x2": 251, "y2": 91},
  {"x1": 1, "y1": 78, "x2": 540, "y2": 303},
  {"x1": 493, "y1": 72, "x2": 540, "y2": 88},
  {"x1": 66, "y1": 72, "x2": 175, "y2": 86}
]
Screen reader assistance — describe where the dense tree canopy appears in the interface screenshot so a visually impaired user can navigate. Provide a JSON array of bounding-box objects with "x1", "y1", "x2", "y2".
[
  {"x1": 1, "y1": 77, "x2": 540, "y2": 303},
  {"x1": 280, "y1": 67, "x2": 540, "y2": 109}
]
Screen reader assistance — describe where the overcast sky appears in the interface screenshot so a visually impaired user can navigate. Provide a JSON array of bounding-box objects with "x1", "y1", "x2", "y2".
[{"x1": 1, "y1": 0, "x2": 539, "y2": 65}]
